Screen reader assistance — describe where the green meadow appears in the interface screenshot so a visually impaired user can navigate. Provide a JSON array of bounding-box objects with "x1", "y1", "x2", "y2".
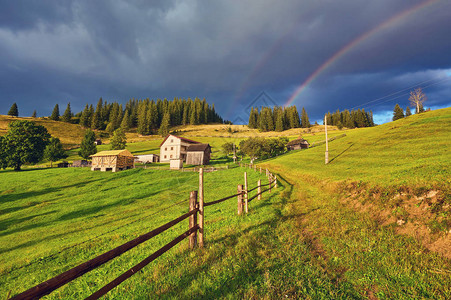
[{"x1": 1, "y1": 108, "x2": 450, "y2": 299}]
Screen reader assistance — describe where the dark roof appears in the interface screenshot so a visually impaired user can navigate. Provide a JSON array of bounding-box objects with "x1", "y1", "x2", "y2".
[
  {"x1": 159, "y1": 134, "x2": 200, "y2": 147},
  {"x1": 286, "y1": 138, "x2": 309, "y2": 146},
  {"x1": 186, "y1": 143, "x2": 211, "y2": 152}
]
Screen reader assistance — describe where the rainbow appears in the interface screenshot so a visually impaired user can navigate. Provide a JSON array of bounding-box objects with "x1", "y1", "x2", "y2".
[{"x1": 284, "y1": 0, "x2": 439, "y2": 107}]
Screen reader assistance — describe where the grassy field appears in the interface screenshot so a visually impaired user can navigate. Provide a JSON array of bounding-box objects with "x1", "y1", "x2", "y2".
[
  {"x1": 1, "y1": 166, "x2": 281, "y2": 298},
  {"x1": 2, "y1": 109, "x2": 450, "y2": 298}
]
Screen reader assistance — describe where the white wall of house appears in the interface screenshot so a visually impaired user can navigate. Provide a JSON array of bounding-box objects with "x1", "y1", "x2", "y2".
[{"x1": 160, "y1": 135, "x2": 181, "y2": 162}]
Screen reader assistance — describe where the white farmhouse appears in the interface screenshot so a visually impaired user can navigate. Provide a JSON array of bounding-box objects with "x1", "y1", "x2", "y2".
[{"x1": 159, "y1": 134, "x2": 200, "y2": 163}]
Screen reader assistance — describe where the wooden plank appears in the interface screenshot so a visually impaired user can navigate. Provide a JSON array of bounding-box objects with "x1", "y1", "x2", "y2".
[
  {"x1": 237, "y1": 184, "x2": 243, "y2": 215},
  {"x1": 189, "y1": 191, "x2": 198, "y2": 249},
  {"x1": 244, "y1": 172, "x2": 248, "y2": 214},
  {"x1": 198, "y1": 168, "x2": 204, "y2": 248},
  {"x1": 258, "y1": 179, "x2": 262, "y2": 200}
]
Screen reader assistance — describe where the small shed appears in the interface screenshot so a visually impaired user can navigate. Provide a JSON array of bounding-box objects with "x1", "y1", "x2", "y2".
[
  {"x1": 72, "y1": 160, "x2": 91, "y2": 167},
  {"x1": 135, "y1": 154, "x2": 160, "y2": 164},
  {"x1": 94, "y1": 139, "x2": 102, "y2": 145},
  {"x1": 286, "y1": 138, "x2": 309, "y2": 151},
  {"x1": 186, "y1": 144, "x2": 211, "y2": 165},
  {"x1": 91, "y1": 149, "x2": 135, "y2": 172},
  {"x1": 170, "y1": 158, "x2": 183, "y2": 170},
  {"x1": 57, "y1": 161, "x2": 70, "y2": 168}
]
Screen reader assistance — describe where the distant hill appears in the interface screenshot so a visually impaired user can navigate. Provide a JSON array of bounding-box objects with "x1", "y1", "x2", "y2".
[{"x1": 0, "y1": 115, "x2": 89, "y2": 147}]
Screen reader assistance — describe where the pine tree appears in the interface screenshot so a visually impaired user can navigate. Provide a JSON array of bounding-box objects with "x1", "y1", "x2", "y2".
[
  {"x1": 78, "y1": 129, "x2": 97, "y2": 159},
  {"x1": 79, "y1": 104, "x2": 90, "y2": 127},
  {"x1": 300, "y1": 107, "x2": 310, "y2": 128},
  {"x1": 31, "y1": 110, "x2": 37, "y2": 118},
  {"x1": 110, "y1": 128, "x2": 127, "y2": 150},
  {"x1": 248, "y1": 108, "x2": 257, "y2": 128},
  {"x1": 405, "y1": 106, "x2": 412, "y2": 117},
  {"x1": 62, "y1": 102, "x2": 72, "y2": 122},
  {"x1": 275, "y1": 112, "x2": 284, "y2": 132},
  {"x1": 159, "y1": 112, "x2": 170, "y2": 136},
  {"x1": 50, "y1": 104, "x2": 60, "y2": 121},
  {"x1": 120, "y1": 110, "x2": 131, "y2": 131},
  {"x1": 8, "y1": 103, "x2": 18, "y2": 117},
  {"x1": 392, "y1": 104, "x2": 405, "y2": 121},
  {"x1": 91, "y1": 98, "x2": 103, "y2": 130},
  {"x1": 137, "y1": 101, "x2": 148, "y2": 135}
]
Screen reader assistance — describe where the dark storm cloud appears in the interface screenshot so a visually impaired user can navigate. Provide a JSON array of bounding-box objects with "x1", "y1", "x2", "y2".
[{"x1": 0, "y1": 0, "x2": 450, "y2": 122}]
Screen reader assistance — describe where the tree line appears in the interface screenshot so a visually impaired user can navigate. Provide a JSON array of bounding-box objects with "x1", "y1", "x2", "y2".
[
  {"x1": 222, "y1": 137, "x2": 288, "y2": 164},
  {"x1": 324, "y1": 109, "x2": 375, "y2": 129},
  {"x1": 248, "y1": 106, "x2": 310, "y2": 132},
  {"x1": 7, "y1": 97, "x2": 224, "y2": 136}
]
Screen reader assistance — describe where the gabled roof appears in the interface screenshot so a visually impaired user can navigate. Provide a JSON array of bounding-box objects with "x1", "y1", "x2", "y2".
[
  {"x1": 91, "y1": 149, "x2": 134, "y2": 157},
  {"x1": 186, "y1": 143, "x2": 211, "y2": 152},
  {"x1": 159, "y1": 134, "x2": 200, "y2": 147},
  {"x1": 286, "y1": 138, "x2": 309, "y2": 147}
]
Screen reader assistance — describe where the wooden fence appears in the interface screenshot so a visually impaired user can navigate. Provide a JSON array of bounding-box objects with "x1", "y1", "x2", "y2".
[{"x1": 10, "y1": 164, "x2": 277, "y2": 300}]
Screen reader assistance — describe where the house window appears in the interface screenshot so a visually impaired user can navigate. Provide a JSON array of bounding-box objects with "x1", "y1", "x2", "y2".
[
  {"x1": 165, "y1": 147, "x2": 167, "y2": 151},
  {"x1": 171, "y1": 147, "x2": 173, "y2": 150},
  {"x1": 171, "y1": 139, "x2": 173, "y2": 143},
  {"x1": 164, "y1": 155, "x2": 167, "y2": 159},
  {"x1": 170, "y1": 155, "x2": 173, "y2": 158}
]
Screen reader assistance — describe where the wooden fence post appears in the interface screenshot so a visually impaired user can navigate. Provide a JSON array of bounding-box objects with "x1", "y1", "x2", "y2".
[
  {"x1": 269, "y1": 175, "x2": 272, "y2": 193},
  {"x1": 244, "y1": 172, "x2": 248, "y2": 214},
  {"x1": 189, "y1": 191, "x2": 198, "y2": 249},
  {"x1": 258, "y1": 179, "x2": 261, "y2": 200},
  {"x1": 260, "y1": 167, "x2": 262, "y2": 174},
  {"x1": 237, "y1": 184, "x2": 243, "y2": 215},
  {"x1": 275, "y1": 175, "x2": 278, "y2": 188},
  {"x1": 198, "y1": 168, "x2": 204, "y2": 248},
  {"x1": 266, "y1": 168, "x2": 269, "y2": 177}
]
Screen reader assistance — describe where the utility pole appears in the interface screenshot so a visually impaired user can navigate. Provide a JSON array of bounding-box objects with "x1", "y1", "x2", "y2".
[{"x1": 325, "y1": 114, "x2": 329, "y2": 164}]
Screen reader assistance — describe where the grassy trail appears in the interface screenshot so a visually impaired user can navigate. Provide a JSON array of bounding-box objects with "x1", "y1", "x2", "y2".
[{"x1": 266, "y1": 167, "x2": 451, "y2": 299}]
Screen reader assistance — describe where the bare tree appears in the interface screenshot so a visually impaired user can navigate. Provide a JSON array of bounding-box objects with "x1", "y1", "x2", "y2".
[{"x1": 408, "y1": 88, "x2": 427, "y2": 114}]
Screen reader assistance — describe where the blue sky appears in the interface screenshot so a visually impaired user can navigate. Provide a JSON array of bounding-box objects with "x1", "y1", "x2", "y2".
[{"x1": 1, "y1": 0, "x2": 450, "y2": 124}]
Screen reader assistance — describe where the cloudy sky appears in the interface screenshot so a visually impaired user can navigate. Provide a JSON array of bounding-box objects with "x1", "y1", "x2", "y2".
[{"x1": 1, "y1": 0, "x2": 450, "y2": 124}]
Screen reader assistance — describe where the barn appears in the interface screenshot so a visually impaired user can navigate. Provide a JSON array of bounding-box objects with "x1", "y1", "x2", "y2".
[
  {"x1": 91, "y1": 149, "x2": 135, "y2": 172},
  {"x1": 185, "y1": 144, "x2": 211, "y2": 165},
  {"x1": 286, "y1": 138, "x2": 309, "y2": 151}
]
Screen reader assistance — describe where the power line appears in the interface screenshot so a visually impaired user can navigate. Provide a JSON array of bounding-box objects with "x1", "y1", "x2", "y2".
[{"x1": 349, "y1": 75, "x2": 450, "y2": 111}]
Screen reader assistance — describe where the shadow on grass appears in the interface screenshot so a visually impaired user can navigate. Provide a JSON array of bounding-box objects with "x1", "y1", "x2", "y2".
[
  {"x1": 0, "y1": 180, "x2": 99, "y2": 204},
  {"x1": 329, "y1": 143, "x2": 354, "y2": 163}
]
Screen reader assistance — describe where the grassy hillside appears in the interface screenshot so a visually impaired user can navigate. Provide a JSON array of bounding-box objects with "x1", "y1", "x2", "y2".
[
  {"x1": 0, "y1": 115, "x2": 88, "y2": 147},
  {"x1": 257, "y1": 108, "x2": 451, "y2": 297}
]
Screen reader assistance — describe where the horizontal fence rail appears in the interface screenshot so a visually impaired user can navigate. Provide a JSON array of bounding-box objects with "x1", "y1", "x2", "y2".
[
  {"x1": 10, "y1": 163, "x2": 277, "y2": 299},
  {"x1": 86, "y1": 225, "x2": 200, "y2": 300},
  {"x1": 10, "y1": 208, "x2": 199, "y2": 300},
  {"x1": 204, "y1": 192, "x2": 244, "y2": 207}
]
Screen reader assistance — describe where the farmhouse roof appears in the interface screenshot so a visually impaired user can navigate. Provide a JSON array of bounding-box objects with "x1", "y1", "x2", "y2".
[
  {"x1": 186, "y1": 143, "x2": 211, "y2": 152},
  {"x1": 159, "y1": 134, "x2": 200, "y2": 147},
  {"x1": 286, "y1": 138, "x2": 309, "y2": 147},
  {"x1": 91, "y1": 149, "x2": 134, "y2": 157}
]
